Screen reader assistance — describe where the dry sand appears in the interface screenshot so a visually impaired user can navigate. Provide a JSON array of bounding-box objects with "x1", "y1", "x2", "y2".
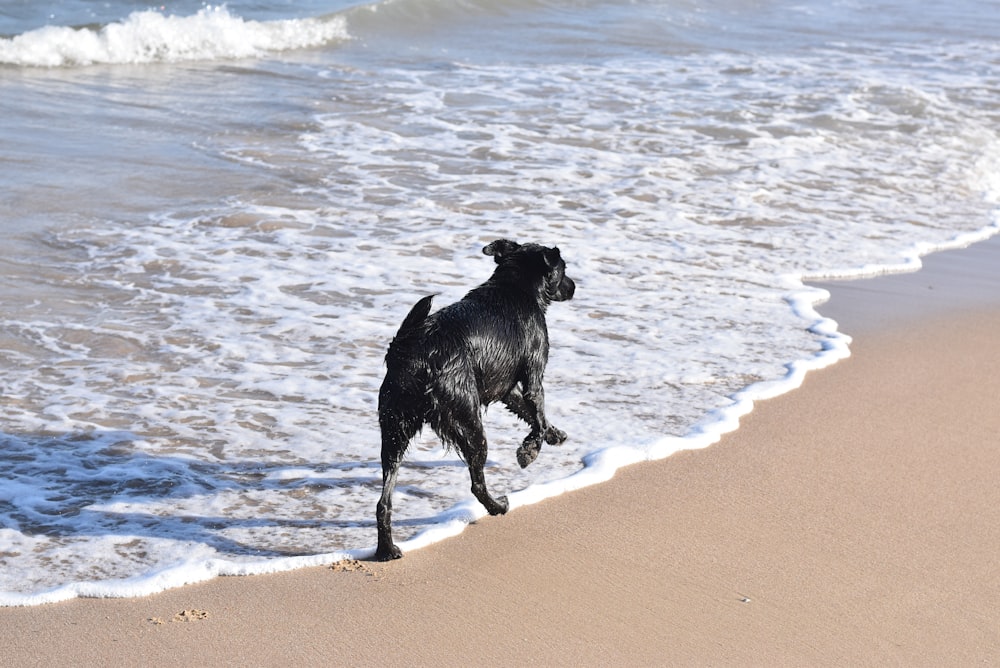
[{"x1": 3, "y1": 237, "x2": 1000, "y2": 666}]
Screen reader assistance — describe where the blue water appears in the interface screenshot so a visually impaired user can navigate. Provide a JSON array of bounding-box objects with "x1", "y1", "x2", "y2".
[{"x1": 1, "y1": 0, "x2": 998, "y2": 604}]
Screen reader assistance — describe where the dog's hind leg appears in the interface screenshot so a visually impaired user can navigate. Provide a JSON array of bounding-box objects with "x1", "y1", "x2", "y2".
[
  {"x1": 446, "y1": 410, "x2": 509, "y2": 516},
  {"x1": 375, "y1": 398, "x2": 421, "y2": 561},
  {"x1": 462, "y1": 432, "x2": 510, "y2": 516},
  {"x1": 431, "y1": 362, "x2": 509, "y2": 516},
  {"x1": 374, "y1": 449, "x2": 404, "y2": 561}
]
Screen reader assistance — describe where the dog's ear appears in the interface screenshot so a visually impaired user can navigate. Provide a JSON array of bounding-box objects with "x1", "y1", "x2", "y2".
[
  {"x1": 482, "y1": 239, "x2": 520, "y2": 263},
  {"x1": 543, "y1": 246, "x2": 562, "y2": 269}
]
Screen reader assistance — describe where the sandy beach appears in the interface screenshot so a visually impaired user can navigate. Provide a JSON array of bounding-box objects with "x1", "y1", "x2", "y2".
[{"x1": 4, "y1": 236, "x2": 1000, "y2": 666}]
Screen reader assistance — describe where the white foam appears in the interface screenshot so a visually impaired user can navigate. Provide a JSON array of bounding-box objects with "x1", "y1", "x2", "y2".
[{"x1": 0, "y1": 6, "x2": 348, "y2": 67}]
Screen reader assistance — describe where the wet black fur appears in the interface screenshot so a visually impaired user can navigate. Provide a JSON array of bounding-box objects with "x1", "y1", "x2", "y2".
[{"x1": 374, "y1": 239, "x2": 576, "y2": 561}]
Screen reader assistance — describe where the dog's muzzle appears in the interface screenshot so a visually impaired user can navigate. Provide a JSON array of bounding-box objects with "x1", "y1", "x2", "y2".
[{"x1": 553, "y1": 276, "x2": 576, "y2": 302}]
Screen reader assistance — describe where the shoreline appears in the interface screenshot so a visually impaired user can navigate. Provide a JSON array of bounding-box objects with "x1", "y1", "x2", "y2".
[{"x1": 4, "y1": 236, "x2": 1000, "y2": 665}]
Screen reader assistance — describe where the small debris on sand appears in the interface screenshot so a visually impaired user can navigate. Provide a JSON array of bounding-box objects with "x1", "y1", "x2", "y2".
[
  {"x1": 172, "y1": 609, "x2": 210, "y2": 622},
  {"x1": 329, "y1": 559, "x2": 379, "y2": 577}
]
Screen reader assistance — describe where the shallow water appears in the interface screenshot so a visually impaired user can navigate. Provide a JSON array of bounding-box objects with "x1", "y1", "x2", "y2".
[{"x1": 1, "y1": 0, "x2": 998, "y2": 604}]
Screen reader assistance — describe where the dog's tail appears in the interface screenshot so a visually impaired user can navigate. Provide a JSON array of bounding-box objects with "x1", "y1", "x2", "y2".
[
  {"x1": 385, "y1": 295, "x2": 435, "y2": 366},
  {"x1": 396, "y1": 295, "x2": 434, "y2": 338}
]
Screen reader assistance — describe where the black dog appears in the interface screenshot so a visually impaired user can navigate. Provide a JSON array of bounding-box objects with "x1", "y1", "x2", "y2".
[{"x1": 374, "y1": 239, "x2": 576, "y2": 561}]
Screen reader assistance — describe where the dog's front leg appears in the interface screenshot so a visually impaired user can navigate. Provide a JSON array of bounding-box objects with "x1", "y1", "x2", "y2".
[
  {"x1": 505, "y1": 384, "x2": 567, "y2": 445},
  {"x1": 514, "y1": 382, "x2": 568, "y2": 468},
  {"x1": 504, "y1": 386, "x2": 547, "y2": 468},
  {"x1": 501, "y1": 385, "x2": 533, "y2": 423}
]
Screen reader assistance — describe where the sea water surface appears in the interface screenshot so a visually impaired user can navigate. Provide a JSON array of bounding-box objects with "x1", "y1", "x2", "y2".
[{"x1": 1, "y1": 0, "x2": 998, "y2": 605}]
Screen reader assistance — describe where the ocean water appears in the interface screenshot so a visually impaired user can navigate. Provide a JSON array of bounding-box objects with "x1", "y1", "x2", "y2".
[{"x1": 1, "y1": 0, "x2": 998, "y2": 605}]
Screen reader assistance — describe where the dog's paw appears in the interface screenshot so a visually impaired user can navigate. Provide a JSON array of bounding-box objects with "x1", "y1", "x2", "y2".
[
  {"x1": 516, "y1": 440, "x2": 541, "y2": 468},
  {"x1": 373, "y1": 544, "x2": 403, "y2": 561},
  {"x1": 544, "y1": 426, "x2": 568, "y2": 445},
  {"x1": 488, "y1": 495, "x2": 509, "y2": 515}
]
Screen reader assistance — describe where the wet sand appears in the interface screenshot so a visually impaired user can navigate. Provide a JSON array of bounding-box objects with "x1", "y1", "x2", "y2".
[{"x1": 3, "y1": 237, "x2": 1000, "y2": 666}]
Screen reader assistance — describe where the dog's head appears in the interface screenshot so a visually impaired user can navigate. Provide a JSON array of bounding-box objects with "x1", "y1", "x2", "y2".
[{"x1": 483, "y1": 239, "x2": 576, "y2": 304}]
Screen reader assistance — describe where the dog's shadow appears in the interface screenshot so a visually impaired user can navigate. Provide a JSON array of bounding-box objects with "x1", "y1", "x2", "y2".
[{"x1": 0, "y1": 429, "x2": 450, "y2": 559}]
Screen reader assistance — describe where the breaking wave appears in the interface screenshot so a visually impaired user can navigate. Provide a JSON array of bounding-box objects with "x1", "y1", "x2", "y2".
[{"x1": 0, "y1": 5, "x2": 349, "y2": 67}]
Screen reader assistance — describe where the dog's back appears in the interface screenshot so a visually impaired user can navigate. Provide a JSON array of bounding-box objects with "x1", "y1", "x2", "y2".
[{"x1": 382, "y1": 241, "x2": 571, "y2": 431}]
